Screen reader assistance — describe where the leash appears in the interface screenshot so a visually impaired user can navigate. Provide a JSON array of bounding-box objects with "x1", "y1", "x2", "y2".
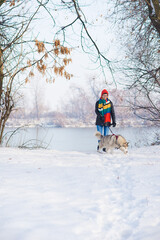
[
  {"x1": 109, "y1": 125, "x2": 114, "y2": 134},
  {"x1": 109, "y1": 125, "x2": 119, "y2": 141}
]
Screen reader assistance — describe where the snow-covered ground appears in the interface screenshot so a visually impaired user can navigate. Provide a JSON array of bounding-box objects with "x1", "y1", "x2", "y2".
[{"x1": 0, "y1": 146, "x2": 160, "y2": 240}]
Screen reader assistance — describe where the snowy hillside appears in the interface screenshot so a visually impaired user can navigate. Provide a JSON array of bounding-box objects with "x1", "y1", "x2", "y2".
[{"x1": 0, "y1": 146, "x2": 160, "y2": 240}]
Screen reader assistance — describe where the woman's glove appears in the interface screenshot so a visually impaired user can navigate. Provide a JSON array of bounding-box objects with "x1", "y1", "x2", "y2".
[{"x1": 112, "y1": 122, "x2": 116, "y2": 127}]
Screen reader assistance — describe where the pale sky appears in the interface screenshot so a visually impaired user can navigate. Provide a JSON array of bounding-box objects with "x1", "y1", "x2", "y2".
[{"x1": 22, "y1": 0, "x2": 125, "y2": 111}]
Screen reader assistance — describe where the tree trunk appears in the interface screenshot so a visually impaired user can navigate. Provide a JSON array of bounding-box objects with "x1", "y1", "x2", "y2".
[
  {"x1": 0, "y1": 47, "x2": 3, "y2": 105},
  {"x1": 0, "y1": 48, "x2": 13, "y2": 145},
  {"x1": 0, "y1": 47, "x2": 4, "y2": 144},
  {"x1": 148, "y1": 0, "x2": 160, "y2": 34},
  {"x1": 152, "y1": 0, "x2": 160, "y2": 20},
  {"x1": 0, "y1": 0, "x2": 5, "y2": 7}
]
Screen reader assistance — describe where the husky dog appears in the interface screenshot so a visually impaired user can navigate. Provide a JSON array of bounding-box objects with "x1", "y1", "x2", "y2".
[{"x1": 95, "y1": 131, "x2": 128, "y2": 154}]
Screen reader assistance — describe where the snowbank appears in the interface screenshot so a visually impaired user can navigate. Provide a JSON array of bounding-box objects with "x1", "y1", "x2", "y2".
[{"x1": 0, "y1": 146, "x2": 160, "y2": 240}]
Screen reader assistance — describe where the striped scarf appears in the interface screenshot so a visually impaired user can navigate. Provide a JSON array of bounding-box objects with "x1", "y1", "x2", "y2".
[{"x1": 98, "y1": 98, "x2": 111, "y2": 123}]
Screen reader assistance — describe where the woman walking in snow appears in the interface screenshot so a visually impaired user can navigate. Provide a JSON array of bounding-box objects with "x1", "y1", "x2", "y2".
[{"x1": 95, "y1": 89, "x2": 116, "y2": 151}]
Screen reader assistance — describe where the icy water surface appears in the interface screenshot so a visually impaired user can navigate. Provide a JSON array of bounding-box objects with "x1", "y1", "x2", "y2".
[{"x1": 3, "y1": 126, "x2": 160, "y2": 152}]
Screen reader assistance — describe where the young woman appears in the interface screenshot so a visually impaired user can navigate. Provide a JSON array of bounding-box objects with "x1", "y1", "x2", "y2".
[{"x1": 95, "y1": 89, "x2": 116, "y2": 151}]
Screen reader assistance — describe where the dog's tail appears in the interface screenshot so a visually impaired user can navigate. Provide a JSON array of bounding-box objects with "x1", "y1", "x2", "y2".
[{"x1": 95, "y1": 131, "x2": 102, "y2": 140}]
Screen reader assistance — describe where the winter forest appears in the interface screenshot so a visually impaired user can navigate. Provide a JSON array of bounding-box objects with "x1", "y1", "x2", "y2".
[{"x1": 0, "y1": 1, "x2": 160, "y2": 240}]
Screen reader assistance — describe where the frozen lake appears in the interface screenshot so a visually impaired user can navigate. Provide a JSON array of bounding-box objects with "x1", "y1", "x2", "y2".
[{"x1": 3, "y1": 126, "x2": 160, "y2": 152}]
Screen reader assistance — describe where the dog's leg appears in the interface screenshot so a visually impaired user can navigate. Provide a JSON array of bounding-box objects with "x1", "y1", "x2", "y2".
[
  {"x1": 97, "y1": 147, "x2": 102, "y2": 153},
  {"x1": 97, "y1": 142, "x2": 104, "y2": 153},
  {"x1": 110, "y1": 148, "x2": 114, "y2": 154},
  {"x1": 102, "y1": 147, "x2": 109, "y2": 154},
  {"x1": 97, "y1": 145, "x2": 102, "y2": 153},
  {"x1": 97, "y1": 148, "x2": 103, "y2": 154}
]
